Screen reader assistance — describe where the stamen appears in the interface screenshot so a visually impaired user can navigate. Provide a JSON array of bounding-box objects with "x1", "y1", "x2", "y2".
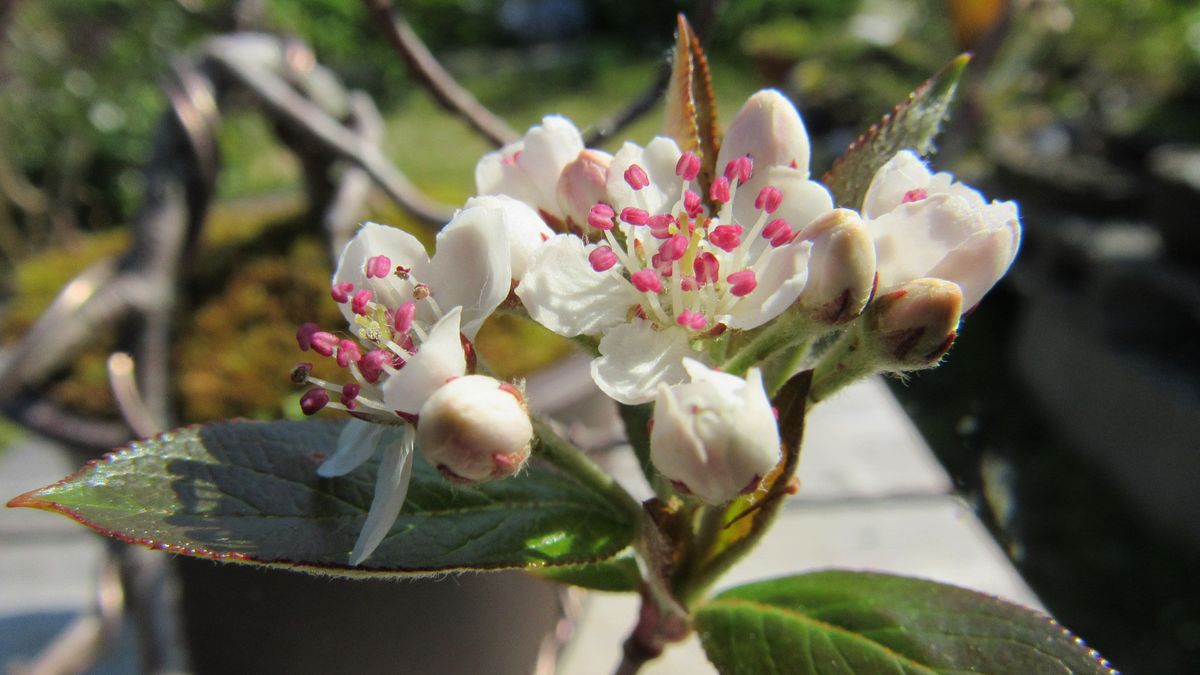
[
  {"x1": 675, "y1": 152, "x2": 701, "y2": 181},
  {"x1": 394, "y1": 265, "x2": 411, "y2": 279},
  {"x1": 341, "y1": 382, "x2": 361, "y2": 409},
  {"x1": 762, "y1": 218, "x2": 790, "y2": 240},
  {"x1": 648, "y1": 214, "x2": 676, "y2": 239},
  {"x1": 680, "y1": 275, "x2": 699, "y2": 291},
  {"x1": 693, "y1": 252, "x2": 720, "y2": 284},
  {"x1": 727, "y1": 270, "x2": 758, "y2": 297},
  {"x1": 587, "y1": 203, "x2": 616, "y2": 231},
  {"x1": 366, "y1": 255, "x2": 392, "y2": 279},
  {"x1": 770, "y1": 223, "x2": 795, "y2": 247},
  {"x1": 351, "y1": 289, "x2": 373, "y2": 316},
  {"x1": 296, "y1": 322, "x2": 321, "y2": 351},
  {"x1": 658, "y1": 234, "x2": 689, "y2": 262},
  {"x1": 724, "y1": 156, "x2": 753, "y2": 184},
  {"x1": 683, "y1": 190, "x2": 703, "y2": 218},
  {"x1": 300, "y1": 388, "x2": 330, "y2": 415},
  {"x1": 336, "y1": 339, "x2": 362, "y2": 368},
  {"x1": 620, "y1": 207, "x2": 650, "y2": 226},
  {"x1": 359, "y1": 349, "x2": 391, "y2": 383},
  {"x1": 754, "y1": 186, "x2": 782, "y2": 214},
  {"x1": 291, "y1": 362, "x2": 313, "y2": 384},
  {"x1": 331, "y1": 282, "x2": 354, "y2": 303},
  {"x1": 708, "y1": 224, "x2": 742, "y2": 252},
  {"x1": 902, "y1": 188, "x2": 928, "y2": 203},
  {"x1": 412, "y1": 284, "x2": 431, "y2": 300},
  {"x1": 709, "y1": 176, "x2": 731, "y2": 204},
  {"x1": 624, "y1": 164, "x2": 650, "y2": 190},
  {"x1": 310, "y1": 331, "x2": 339, "y2": 357},
  {"x1": 393, "y1": 301, "x2": 416, "y2": 334},
  {"x1": 630, "y1": 269, "x2": 663, "y2": 293},
  {"x1": 588, "y1": 246, "x2": 619, "y2": 272},
  {"x1": 676, "y1": 310, "x2": 708, "y2": 330}
]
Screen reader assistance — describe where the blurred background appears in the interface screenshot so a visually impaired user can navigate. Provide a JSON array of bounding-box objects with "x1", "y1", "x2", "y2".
[{"x1": 0, "y1": 0, "x2": 1198, "y2": 673}]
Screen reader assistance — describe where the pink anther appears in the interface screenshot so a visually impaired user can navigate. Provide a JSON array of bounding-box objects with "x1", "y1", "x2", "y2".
[
  {"x1": 770, "y1": 224, "x2": 795, "y2": 247},
  {"x1": 648, "y1": 214, "x2": 676, "y2": 239},
  {"x1": 630, "y1": 268, "x2": 663, "y2": 293},
  {"x1": 310, "y1": 331, "x2": 339, "y2": 357},
  {"x1": 331, "y1": 281, "x2": 354, "y2": 303},
  {"x1": 762, "y1": 218, "x2": 790, "y2": 240},
  {"x1": 587, "y1": 203, "x2": 616, "y2": 230},
  {"x1": 675, "y1": 310, "x2": 708, "y2": 330},
  {"x1": 709, "y1": 176, "x2": 731, "y2": 204},
  {"x1": 351, "y1": 289, "x2": 373, "y2": 316},
  {"x1": 624, "y1": 164, "x2": 650, "y2": 190},
  {"x1": 724, "y1": 156, "x2": 753, "y2": 184},
  {"x1": 680, "y1": 275, "x2": 699, "y2": 291},
  {"x1": 693, "y1": 252, "x2": 720, "y2": 284},
  {"x1": 366, "y1": 255, "x2": 392, "y2": 279},
  {"x1": 675, "y1": 152, "x2": 701, "y2": 181},
  {"x1": 727, "y1": 269, "x2": 758, "y2": 297},
  {"x1": 902, "y1": 188, "x2": 928, "y2": 203},
  {"x1": 620, "y1": 207, "x2": 650, "y2": 226},
  {"x1": 684, "y1": 190, "x2": 703, "y2": 218},
  {"x1": 359, "y1": 349, "x2": 391, "y2": 383},
  {"x1": 588, "y1": 246, "x2": 618, "y2": 272},
  {"x1": 336, "y1": 339, "x2": 362, "y2": 368},
  {"x1": 708, "y1": 224, "x2": 743, "y2": 252},
  {"x1": 340, "y1": 382, "x2": 361, "y2": 409},
  {"x1": 296, "y1": 322, "x2": 321, "y2": 351},
  {"x1": 755, "y1": 186, "x2": 782, "y2": 213},
  {"x1": 658, "y1": 234, "x2": 689, "y2": 262},
  {"x1": 300, "y1": 388, "x2": 330, "y2": 416},
  {"x1": 393, "y1": 301, "x2": 416, "y2": 334}
]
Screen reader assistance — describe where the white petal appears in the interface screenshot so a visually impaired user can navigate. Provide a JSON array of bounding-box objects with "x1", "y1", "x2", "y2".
[
  {"x1": 869, "y1": 193, "x2": 989, "y2": 290},
  {"x1": 607, "y1": 138, "x2": 684, "y2": 214},
  {"x1": 517, "y1": 116, "x2": 585, "y2": 215},
  {"x1": 591, "y1": 321, "x2": 695, "y2": 404},
  {"x1": 318, "y1": 420, "x2": 383, "y2": 477},
  {"x1": 350, "y1": 426, "x2": 415, "y2": 566},
  {"x1": 861, "y1": 150, "x2": 931, "y2": 219},
  {"x1": 926, "y1": 212, "x2": 1020, "y2": 310},
  {"x1": 475, "y1": 141, "x2": 542, "y2": 207},
  {"x1": 725, "y1": 241, "x2": 812, "y2": 330},
  {"x1": 681, "y1": 356, "x2": 748, "y2": 393},
  {"x1": 333, "y1": 222, "x2": 431, "y2": 323},
  {"x1": 382, "y1": 307, "x2": 466, "y2": 414},
  {"x1": 463, "y1": 195, "x2": 554, "y2": 281},
  {"x1": 717, "y1": 90, "x2": 812, "y2": 177},
  {"x1": 515, "y1": 235, "x2": 637, "y2": 337},
  {"x1": 731, "y1": 165, "x2": 833, "y2": 255},
  {"x1": 428, "y1": 208, "x2": 512, "y2": 338}
]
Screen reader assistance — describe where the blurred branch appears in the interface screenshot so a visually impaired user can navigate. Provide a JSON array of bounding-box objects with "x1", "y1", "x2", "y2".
[
  {"x1": 205, "y1": 36, "x2": 453, "y2": 227},
  {"x1": 361, "y1": 0, "x2": 518, "y2": 148},
  {"x1": 108, "y1": 353, "x2": 165, "y2": 438}
]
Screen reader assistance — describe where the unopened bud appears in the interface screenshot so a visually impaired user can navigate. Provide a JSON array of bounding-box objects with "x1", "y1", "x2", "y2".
[
  {"x1": 417, "y1": 375, "x2": 533, "y2": 484},
  {"x1": 650, "y1": 359, "x2": 780, "y2": 504},
  {"x1": 867, "y1": 278, "x2": 962, "y2": 369},
  {"x1": 716, "y1": 90, "x2": 812, "y2": 181},
  {"x1": 557, "y1": 149, "x2": 613, "y2": 228},
  {"x1": 797, "y1": 209, "x2": 876, "y2": 324}
]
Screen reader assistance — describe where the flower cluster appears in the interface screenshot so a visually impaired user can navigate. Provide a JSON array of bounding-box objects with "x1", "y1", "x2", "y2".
[{"x1": 297, "y1": 88, "x2": 1020, "y2": 564}]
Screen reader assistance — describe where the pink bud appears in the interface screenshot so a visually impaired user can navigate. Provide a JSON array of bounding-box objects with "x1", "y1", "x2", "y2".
[
  {"x1": 300, "y1": 388, "x2": 329, "y2": 415},
  {"x1": 727, "y1": 269, "x2": 757, "y2": 297},
  {"x1": 624, "y1": 163, "x2": 650, "y2": 190},
  {"x1": 588, "y1": 246, "x2": 619, "y2": 272},
  {"x1": 631, "y1": 269, "x2": 663, "y2": 293},
  {"x1": 620, "y1": 207, "x2": 650, "y2": 226},
  {"x1": 708, "y1": 224, "x2": 742, "y2": 252},
  {"x1": 675, "y1": 152, "x2": 701, "y2": 181}
]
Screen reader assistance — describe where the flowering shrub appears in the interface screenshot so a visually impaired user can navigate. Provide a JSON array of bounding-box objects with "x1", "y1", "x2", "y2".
[{"x1": 9, "y1": 20, "x2": 1114, "y2": 675}]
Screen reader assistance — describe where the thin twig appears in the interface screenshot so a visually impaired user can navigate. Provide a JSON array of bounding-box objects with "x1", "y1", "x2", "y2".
[
  {"x1": 361, "y1": 0, "x2": 518, "y2": 147},
  {"x1": 107, "y1": 352, "x2": 164, "y2": 438}
]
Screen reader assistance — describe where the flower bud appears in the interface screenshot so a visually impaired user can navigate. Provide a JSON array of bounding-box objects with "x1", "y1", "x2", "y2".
[
  {"x1": 796, "y1": 209, "x2": 876, "y2": 324},
  {"x1": 716, "y1": 89, "x2": 812, "y2": 181},
  {"x1": 557, "y1": 149, "x2": 613, "y2": 228},
  {"x1": 866, "y1": 278, "x2": 963, "y2": 369},
  {"x1": 650, "y1": 359, "x2": 781, "y2": 504},
  {"x1": 416, "y1": 375, "x2": 533, "y2": 484}
]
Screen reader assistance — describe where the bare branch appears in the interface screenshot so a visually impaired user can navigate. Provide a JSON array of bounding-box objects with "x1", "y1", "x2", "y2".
[
  {"x1": 206, "y1": 39, "x2": 454, "y2": 227},
  {"x1": 1, "y1": 394, "x2": 130, "y2": 450},
  {"x1": 584, "y1": 65, "x2": 671, "y2": 147},
  {"x1": 361, "y1": 0, "x2": 518, "y2": 147}
]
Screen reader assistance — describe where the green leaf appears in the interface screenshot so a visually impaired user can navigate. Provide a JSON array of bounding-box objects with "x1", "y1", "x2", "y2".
[
  {"x1": 823, "y1": 54, "x2": 970, "y2": 211},
  {"x1": 696, "y1": 570, "x2": 1117, "y2": 675},
  {"x1": 536, "y1": 547, "x2": 641, "y2": 592},
  {"x1": 9, "y1": 419, "x2": 637, "y2": 577}
]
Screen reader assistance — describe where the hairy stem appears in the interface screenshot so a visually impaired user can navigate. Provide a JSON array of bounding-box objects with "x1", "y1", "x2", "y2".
[{"x1": 533, "y1": 418, "x2": 643, "y2": 523}]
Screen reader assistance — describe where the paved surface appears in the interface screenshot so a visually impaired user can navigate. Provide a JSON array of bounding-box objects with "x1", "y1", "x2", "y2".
[{"x1": 1, "y1": 373, "x2": 1037, "y2": 674}]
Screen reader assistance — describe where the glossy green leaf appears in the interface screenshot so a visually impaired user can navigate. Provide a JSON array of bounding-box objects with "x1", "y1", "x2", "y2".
[
  {"x1": 696, "y1": 570, "x2": 1116, "y2": 675},
  {"x1": 10, "y1": 420, "x2": 637, "y2": 577},
  {"x1": 823, "y1": 54, "x2": 970, "y2": 210}
]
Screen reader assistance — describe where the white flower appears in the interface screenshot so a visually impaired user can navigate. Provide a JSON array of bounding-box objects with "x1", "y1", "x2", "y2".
[
  {"x1": 516, "y1": 90, "x2": 835, "y2": 403},
  {"x1": 862, "y1": 150, "x2": 1021, "y2": 311},
  {"x1": 476, "y1": 115, "x2": 585, "y2": 222},
  {"x1": 650, "y1": 359, "x2": 780, "y2": 504},
  {"x1": 460, "y1": 194, "x2": 554, "y2": 281}
]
